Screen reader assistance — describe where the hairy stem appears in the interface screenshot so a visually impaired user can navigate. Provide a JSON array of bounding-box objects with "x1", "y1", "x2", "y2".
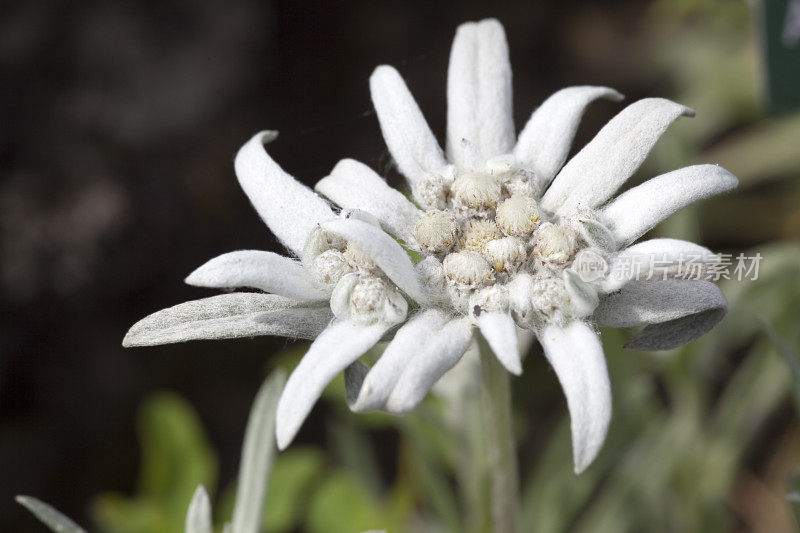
[{"x1": 477, "y1": 332, "x2": 519, "y2": 533}]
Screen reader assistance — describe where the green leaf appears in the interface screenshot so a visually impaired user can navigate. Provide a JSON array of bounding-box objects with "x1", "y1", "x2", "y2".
[
  {"x1": 231, "y1": 369, "x2": 286, "y2": 533},
  {"x1": 93, "y1": 392, "x2": 217, "y2": 533},
  {"x1": 304, "y1": 471, "x2": 384, "y2": 533},
  {"x1": 92, "y1": 495, "x2": 170, "y2": 533},
  {"x1": 16, "y1": 496, "x2": 87, "y2": 533},
  {"x1": 328, "y1": 419, "x2": 383, "y2": 495},
  {"x1": 263, "y1": 447, "x2": 326, "y2": 532},
  {"x1": 137, "y1": 394, "x2": 217, "y2": 507}
]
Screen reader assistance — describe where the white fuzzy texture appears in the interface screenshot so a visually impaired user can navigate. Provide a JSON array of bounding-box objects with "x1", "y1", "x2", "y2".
[
  {"x1": 536, "y1": 223, "x2": 577, "y2": 264},
  {"x1": 444, "y1": 250, "x2": 493, "y2": 286},
  {"x1": 530, "y1": 277, "x2": 571, "y2": 324},
  {"x1": 593, "y1": 279, "x2": 727, "y2": 350},
  {"x1": 482, "y1": 237, "x2": 526, "y2": 272},
  {"x1": 302, "y1": 227, "x2": 346, "y2": 264},
  {"x1": 477, "y1": 311, "x2": 522, "y2": 375},
  {"x1": 541, "y1": 99, "x2": 694, "y2": 215},
  {"x1": 311, "y1": 250, "x2": 354, "y2": 289},
  {"x1": 460, "y1": 219, "x2": 503, "y2": 252},
  {"x1": 185, "y1": 486, "x2": 213, "y2": 533},
  {"x1": 485, "y1": 153, "x2": 518, "y2": 175},
  {"x1": 331, "y1": 274, "x2": 408, "y2": 325},
  {"x1": 603, "y1": 238, "x2": 719, "y2": 292},
  {"x1": 122, "y1": 293, "x2": 332, "y2": 347},
  {"x1": 414, "y1": 210, "x2": 459, "y2": 252},
  {"x1": 276, "y1": 320, "x2": 388, "y2": 449},
  {"x1": 563, "y1": 269, "x2": 600, "y2": 317},
  {"x1": 508, "y1": 272, "x2": 535, "y2": 325},
  {"x1": 370, "y1": 66, "x2": 449, "y2": 198},
  {"x1": 452, "y1": 172, "x2": 502, "y2": 210},
  {"x1": 447, "y1": 19, "x2": 514, "y2": 166},
  {"x1": 349, "y1": 309, "x2": 452, "y2": 412},
  {"x1": 495, "y1": 194, "x2": 540, "y2": 237},
  {"x1": 316, "y1": 159, "x2": 423, "y2": 244},
  {"x1": 185, "y1": 250, "x2": 327, "y2": 301},
  {"x1": 386, "y1": 317, "x2": 474, "y2": 413},
  {"x1": 344, "y1": 242, "x2": 378, "y2": 270},
  {"x1": 600, "y1": 164, "x2": 738, "y2": 245},
  {"x1": 470, "y1": 284, "x2": 510, "y2": 313},
  {"x1": 234, "y1": 131, "x2": 335, "y2": 256},
  {"x1": 538, "y1": 321, "x2": 611, "y2": 474},
  {"x1": 322, "y1": 218, "x2": 433, "y2": 305},
  {"x1": 514, "y1": 86, "x2": 623, "y2": 190},
  {"x1": 577, "y1": 218, "x2": 617, "y2": 250},
  {"x1": 416, "y1": 256, "x2": 447, "y2": 301}
]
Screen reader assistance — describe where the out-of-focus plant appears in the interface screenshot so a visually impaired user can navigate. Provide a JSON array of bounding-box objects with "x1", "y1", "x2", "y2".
[
  {"x1": 15, "y1": 496, "x2": 88, "y2": 533},
  {"x1": 92, "y1": 392, "x2": 217, "y2": 532},
  {"x1": 17, "y1": 370, "x2": 285, "y2": 533}
]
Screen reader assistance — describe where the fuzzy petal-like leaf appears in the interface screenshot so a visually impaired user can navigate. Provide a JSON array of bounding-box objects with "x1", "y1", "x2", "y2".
[
  {"x1": 541, "y1": 99, "x2": 694, "y2": 215},
  {"x1": 600, "y1": 164, "x2": 738, "y2": 245},
  {"x1": 477, "y1": 311, "x2": 522, "y2": 375},
  {"x1": 385, "y1": 318, "x2": 474, "y2": 413},
  {"x1": 447, "y1": 18, "x2": 514, "y2": 166},
  {"x1": 603, "y1": 238, "x2": 720, "y2": 292},
  {"x1": 370, "y1": 66, "x2": 448, "y2": 192},
  {"x1": 538, "y1": 321, "x2": 611, "y2": 474},
  {"x1": 276, "y1": 321, "x2": 388, "y2": 449},
  {"x1": 594, "y1": 279, "x2": 727, "y2": 350},
  {"x1": 234, "y1": 131, "x2": 335, "y2": 256},
  {"x1": 514, "y1": 86, "x2": 623, "y2": 190},
  {"x1": 123, "y1": 293, "x2": 332, "y2": 347},
  {"x1": 315, "y1": 159, "x2": 423, "y2": 243},
  {"x1": 349, "y1": 309, "x2": 451, "y2": 412},
  {"x1": 185, "y1": 250, "x2": 327, "y2": 301}
]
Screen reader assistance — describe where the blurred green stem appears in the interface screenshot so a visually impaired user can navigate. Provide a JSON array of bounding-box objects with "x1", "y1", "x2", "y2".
[{"x1": 478, "y1": 333, "x2": 519, "y2": 533}]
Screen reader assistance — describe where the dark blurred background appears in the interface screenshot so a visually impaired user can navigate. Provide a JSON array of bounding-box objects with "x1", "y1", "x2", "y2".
[{"x1": 2, "y1": 1, "x2": 799, "y2": 532}]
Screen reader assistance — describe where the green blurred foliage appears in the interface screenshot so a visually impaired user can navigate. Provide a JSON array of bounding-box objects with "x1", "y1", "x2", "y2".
[
  {"x1": 261, "y1": 447, "x2": 325, "y2": 531},
  {"x1": 92, "y1": 393, "x2": 217, "y2": 533}
]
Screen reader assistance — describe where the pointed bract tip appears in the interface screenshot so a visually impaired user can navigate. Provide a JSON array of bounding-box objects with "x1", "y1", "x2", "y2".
[
  {"x1": 122, "y1": 327, "x2": 138, "y2": 348},
  {"x1": 370, "y1": 64, "x2": 397, "y2": 80},
  {"x1": 506, "y1": 359, "x2": 523, "y2": 376},
  {"x1": 573, "y1": 446, "x2": 597, "y2": 475},
  {"x1": 607, "y1": 89, "x2": 625, "y2": 102}
]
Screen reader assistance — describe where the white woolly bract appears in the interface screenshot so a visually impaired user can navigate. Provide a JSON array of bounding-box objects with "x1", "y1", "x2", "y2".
[
  {"x1": 539, "y1": 321, "x2": 611, "y2": 474},
  {"x1": 443, "y1": 250, "x2": 494, "y2": 286}
]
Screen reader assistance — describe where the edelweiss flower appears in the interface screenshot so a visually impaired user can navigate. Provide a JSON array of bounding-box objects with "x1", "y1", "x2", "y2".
[
  {"x1": 315, "y1": 18, "x2": 737, "y2": 472},
  {"x1": 124, "y1": 18, "x2": 737, "y2": 474}
]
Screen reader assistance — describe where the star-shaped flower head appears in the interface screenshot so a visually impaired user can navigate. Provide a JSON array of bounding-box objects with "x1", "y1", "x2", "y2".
[
  {"x1": 123, "y1": 18, "x2": 737, "y2": 474},
  {"x1": 314, "y1": 19, "x2": 737, "y2": 472}
]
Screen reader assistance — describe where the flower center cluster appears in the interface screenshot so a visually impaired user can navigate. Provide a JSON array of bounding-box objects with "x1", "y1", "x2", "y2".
[
  {"x1": 411, "y1": 155, "x2": 612, "y2": 330},
  {"x1": 303, "y1": 158, "x2": 614, "y2": 330}
]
